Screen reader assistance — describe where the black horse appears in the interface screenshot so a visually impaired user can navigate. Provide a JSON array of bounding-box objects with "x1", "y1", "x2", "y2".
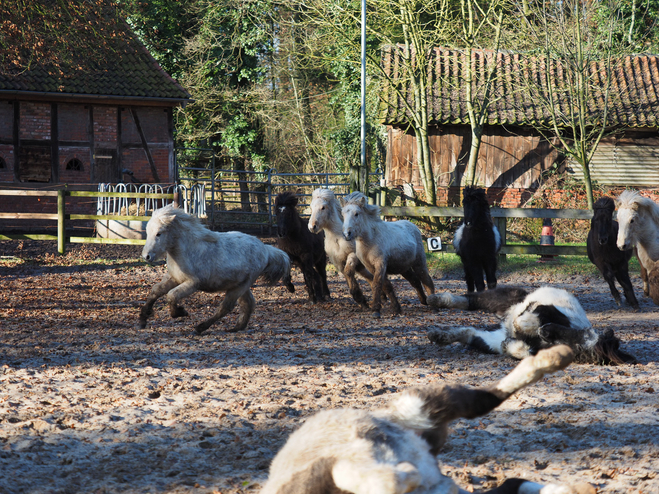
[
  {"x1": 453, "y1": 186, "x2": 501, "y2": 292},
  {"x1": 587, "y1": 197, "x2": 639, "y2": 310},
  {"x1": 275, "y1": 192, "x2": 330, "y2": 303}
]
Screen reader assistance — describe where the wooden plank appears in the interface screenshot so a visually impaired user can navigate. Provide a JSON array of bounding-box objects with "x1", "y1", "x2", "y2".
[
  {"x1": 70, "y1": 214, "x2": 151, "y2": 221},
  {"x1": 0, "y1": 213, "x2": 58, "y2": 220},
  {"x1": 0, "y1": 234, "x2": 58, "y2": 241},
  {"x1": 69, "y1": 237, "x2": 146, "y2": 245},
  {"x1": 381, "y1": 205, "x2": 593, "y2": 220},
  {"x1": 0, "y1": 190, "x2": 59, "y2": 196},
  {"x1": 434, "y1": 244, "x2": 587, "y2": 256}
]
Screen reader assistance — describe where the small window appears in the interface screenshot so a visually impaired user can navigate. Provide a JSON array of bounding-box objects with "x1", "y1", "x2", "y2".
[
  {"x1": 0, "y1": 157, "x2": 5, "y2": 168},
  {"x1": 66, "y1": 158, "x2": 83, "y2": 171}
]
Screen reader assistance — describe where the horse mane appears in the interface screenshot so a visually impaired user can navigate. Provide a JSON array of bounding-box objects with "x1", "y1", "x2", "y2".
[
  {"x1": 593, "y1": 196, "x2": 615, "y2": 212},
  {"x1": 616, "y1": 190, "x2": 659, "y2": 222},
  {"x1": 153, "y1": 204, "x2": 215, "y2": 242},
  {"x1": 275, "y1": 191, "x2": 298, "y2": 208},
  {"x1": 463, "y1": 186, "x2": 493, "y2": 226},
  {"x1": 343, "y1": 191, "x2": 381, "y2": 219}
]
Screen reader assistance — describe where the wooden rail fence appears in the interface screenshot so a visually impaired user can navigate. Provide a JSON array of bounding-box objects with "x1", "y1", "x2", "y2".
[
  {"x1": 1, "y1": 189, "x2": 592, "y2": 256},
  {"x1": 381, "y1": 205, "x2": 592, "y2": 256},
  {"x1": 0, "y1": 189, "x2": 175, "y2": 254}
]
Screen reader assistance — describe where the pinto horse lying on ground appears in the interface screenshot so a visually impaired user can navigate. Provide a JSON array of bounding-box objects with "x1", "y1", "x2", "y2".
[
  {"x1": 341, "y1": 192, "x2": 435, "y2": 317},
  {"x1": 427, "y1": 286, "x2": 635, "y2": 365},
  {"x1": 586, "y1": 197, "x2": 639, "y2": 310},
  {"x1": 453, "y1": 186, "x2": 501, "y2": 292},
  {"x1": 140, "y1": 205, "x2": 290, "y2": 334},
  {"x1": 615, "y1": 189, "x2": 659, "y2": 304},
  {"x1": 261, "y1": 345, "x2": 595, "y2": 494},
  {"x1": 275, "y1": 191, "x2": 330, "y2": 303}
]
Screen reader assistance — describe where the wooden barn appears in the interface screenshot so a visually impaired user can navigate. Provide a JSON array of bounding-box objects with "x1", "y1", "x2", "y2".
[
  {"x1": 381, "y1": 46, "x2": 659, "y2": 207},
  {"x1": 0, "y1": 0, "x2": 191, "y2": 230}
]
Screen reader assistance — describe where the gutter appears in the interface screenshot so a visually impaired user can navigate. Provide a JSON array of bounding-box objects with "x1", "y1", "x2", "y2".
[{"x1": 0, "y1": 89, "x2": 193, "y2": 106}]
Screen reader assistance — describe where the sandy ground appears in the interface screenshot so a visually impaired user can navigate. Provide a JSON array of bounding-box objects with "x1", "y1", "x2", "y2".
[{"x1": 0, "y1": 242, "x2": 658, "y2": 494}]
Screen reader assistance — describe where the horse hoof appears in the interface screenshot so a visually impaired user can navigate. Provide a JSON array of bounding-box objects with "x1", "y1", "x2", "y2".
[
  {"x1": 372, "y1": 311, "x2": 381, "y2": 318},
  {"x1": 138, "y1": 321, "x2": 147, "y2": 329},
  {"x1": 194, "y1": 325, "x2": 208, "y2": 335}
]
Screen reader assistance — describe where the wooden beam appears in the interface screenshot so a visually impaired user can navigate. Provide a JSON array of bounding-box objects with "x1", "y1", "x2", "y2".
[{"x1": 130, "y1": 107, "x2": 161, "y2": 182}]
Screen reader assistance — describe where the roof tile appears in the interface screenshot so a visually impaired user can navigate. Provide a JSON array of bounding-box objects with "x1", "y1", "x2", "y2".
[{"x1": 382, "y1": 45, "x2": 659, "y2": 129}]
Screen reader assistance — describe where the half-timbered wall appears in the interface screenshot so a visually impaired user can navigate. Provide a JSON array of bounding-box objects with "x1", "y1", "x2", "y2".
[{"x1": 0, "y1": 99, "x2": 174, "y2": 186}]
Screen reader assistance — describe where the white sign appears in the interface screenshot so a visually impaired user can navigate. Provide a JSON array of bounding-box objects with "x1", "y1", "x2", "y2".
[{"x1": 426, "y1": 237, "x2": 442, "y2": 252}]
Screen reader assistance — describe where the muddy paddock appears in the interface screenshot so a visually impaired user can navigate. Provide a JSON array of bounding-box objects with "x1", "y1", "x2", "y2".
[{"x1": 0, "y1": 241, "x2": 658, "y2": 494}]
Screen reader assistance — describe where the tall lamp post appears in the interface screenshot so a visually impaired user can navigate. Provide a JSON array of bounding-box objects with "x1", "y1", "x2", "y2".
[{"x1": 360, "y1": 0, "x2": 367, "y2": 194}]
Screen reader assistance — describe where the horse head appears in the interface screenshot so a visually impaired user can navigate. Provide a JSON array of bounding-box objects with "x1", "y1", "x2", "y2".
[
  {"x1": 274, "y1": 192, "x2": 300, "y2": 238},
  {"x1": 592, "y1": 197, "x2": 615, "y2": 246},
  {"x1": 462, "y1": 186, "x2": 491, "y2": 227},
  {"x1": 615, "y1": 191, "x2": 642, "y2": 251},
  {"x1": 308, "y1": 188, "x2": 335, "y2": 234},
  {"x1": 341, "y1": 192, "x2": 369, "y2": 241},
  {"x1": 142, "y1": 205, "x2": 178, "y2": 263}
]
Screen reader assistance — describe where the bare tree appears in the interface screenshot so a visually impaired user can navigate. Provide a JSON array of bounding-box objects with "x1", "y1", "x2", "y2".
[{"x1": 516, "y1": 0, "x2": 626, "y2": 209}]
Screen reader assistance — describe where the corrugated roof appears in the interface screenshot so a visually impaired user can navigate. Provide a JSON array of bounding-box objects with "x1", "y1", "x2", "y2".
[
  {"x1": 0, "y1": 0, "x2": 190, "y2": 103},
  {"x1": 381, "y1": 45, "x2": 659, "y2": 128}
]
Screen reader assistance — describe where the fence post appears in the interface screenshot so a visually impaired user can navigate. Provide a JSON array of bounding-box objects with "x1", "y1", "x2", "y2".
[
  {"x1": 495, "y1": 216, "x2": 507, "y2": 261},
  {"x1": 57, "y1": 189, "x2": 66, "y2": 255}
]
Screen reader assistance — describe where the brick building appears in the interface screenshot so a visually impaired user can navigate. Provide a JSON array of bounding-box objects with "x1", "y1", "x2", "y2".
[{"x1": 0, "y1": 1, "x2": 191, "y2": 230}]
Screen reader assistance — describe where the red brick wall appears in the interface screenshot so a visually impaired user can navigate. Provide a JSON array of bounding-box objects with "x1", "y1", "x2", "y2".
[
  {"x1": 59, "y1": 147, "x2": 92, "y2": 184},
  {"x1": 93, "y1": 106, "x2": 117, "y2": 146},
  {"x1": 59, "y1": 104, "x2": 89, "y2": 142},
  {"x1": 20, "y1": 102, "x2": 51, "y2": 140}
]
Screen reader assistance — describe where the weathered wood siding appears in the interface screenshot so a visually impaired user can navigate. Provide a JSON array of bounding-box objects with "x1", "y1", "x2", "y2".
[{"x1": 387, "y1": 125, "x2": 560, "y2": 191}]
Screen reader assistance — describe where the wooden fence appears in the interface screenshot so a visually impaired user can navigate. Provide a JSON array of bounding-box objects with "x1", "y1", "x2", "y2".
[
  {"x1": 1, "y1": 188, "x2": 592, "y2": 256},
  {"x1": 0, "y1": 189, "x2": 175, "y2": 254},
  {"x1": 381, "y1": 205, "x2": 592, "y2": 256}
]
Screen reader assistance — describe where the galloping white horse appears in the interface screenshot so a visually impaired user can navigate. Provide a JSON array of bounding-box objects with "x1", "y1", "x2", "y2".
[
  {"x1": 140, "y1": 205, "x2": 290, "y2": 334},
  {"x1": 308, "y1": 187, "x2": 389, "y2": 309},
  {"x1": 615, "y1": 190, "x2": 659, "y2": 299},
  {"x1": 341, "y1": 192, "x2": 435, "y2": 317}
]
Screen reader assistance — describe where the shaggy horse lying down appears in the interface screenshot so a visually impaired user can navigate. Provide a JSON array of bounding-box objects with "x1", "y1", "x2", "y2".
[
  {"x1": 427, "y1": 286, "x2": 635, "y2": 365},
  {"x1": 261, "y1": 345, "x2": 594, "y2": 494}
]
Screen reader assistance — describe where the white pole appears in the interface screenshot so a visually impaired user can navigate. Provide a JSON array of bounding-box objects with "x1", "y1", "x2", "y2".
[{"x1": 360, "y1": 0, "x2": 366, "y2": 193}]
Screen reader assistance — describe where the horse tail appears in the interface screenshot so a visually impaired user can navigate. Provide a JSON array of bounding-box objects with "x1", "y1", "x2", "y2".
[{"x1": 260, "y1": 245, "x2": 291, "y2": 285}]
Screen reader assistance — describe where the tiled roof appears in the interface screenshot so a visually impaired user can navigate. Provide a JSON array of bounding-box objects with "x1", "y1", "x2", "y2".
[
  {"x1": 381, "y1": 45, "x2": 659, "y2": 128},
  {"x1": 0, "y1": 1, "x2": 190, "y2": 103}
]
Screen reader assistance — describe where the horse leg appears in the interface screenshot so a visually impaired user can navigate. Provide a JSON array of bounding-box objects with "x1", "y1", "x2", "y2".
[
  {"x1": 428, "y1": 324, "x2": 506, "y2": 354},
  {"x1": 401, "y1": 269, "x2": 427, "y2": 305},
  {"x1": 601, "y1": 263, "x2": 622, "y2": 306},
  {"x1": 315, "y1": 255, "x2": 331, "y2": 300},
  {"x1": 345, "y1": 259, "x2": 370, "y2": 308},
  {"x1": 412, "y1": 262, "x2": 435, "y2": 297},
  {"x1": 484, "y1": 258, "x2": 498, "y2": 290},
  {"x1": 300, "y1": 257, "x2": 322, "y2": 303},
  {"x1": 139, "y1": 275, "x2": 180, "y2": 328},
  {"x1": 640, "y1": 261, "x2": 649, "y2": 296},
  {"x1": 195, "y1": 283, "x2": 248, "y2": 335},
  {"x1": 232, "y1": 289, "x2": 256, "y2": 332},
  {"x1": 463, "y1": 266, "x2": 477, "y2": 293},
  {"x1": 369, "y1": 264, "x2": 388, "y2": 317},
  {"x1": 613, "y1": 263, "x2": 640, "y2": 310}
]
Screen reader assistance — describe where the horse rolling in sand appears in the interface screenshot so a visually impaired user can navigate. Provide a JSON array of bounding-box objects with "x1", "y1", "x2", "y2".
[
  {"x1": 308, "y1": 187, "x2": 393, "y2": 309},
  {"x1": 616, "y1": 190, "x2": 659, "y2": 304},
  {"x1": 341, "y1": 192, "x2": 435, "y2": 317},
  {"x1": 140, "y1": 204, "x2": 290, "y2": 334},
  {"x1": 262, "y1": 344, "x2": 596, "y2": 494}
]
